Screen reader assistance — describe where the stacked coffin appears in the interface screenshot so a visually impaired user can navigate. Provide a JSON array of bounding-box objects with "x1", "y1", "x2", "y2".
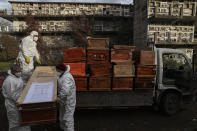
[
  {"x1": 111, "y1": 45, "x2": 135, "y2": 91},
  {"x1": 63, "y1": 48, "x2": 88, "y2": 91},
  {"x1": 87, "y1": 38, "x2": 112, "y2": 91},
  {"x1": 133, "y1": 50, "x2": 156, "y2": 90},
  {"x1": 63, "y1": 38, "x2": 156, "y2": 92}
]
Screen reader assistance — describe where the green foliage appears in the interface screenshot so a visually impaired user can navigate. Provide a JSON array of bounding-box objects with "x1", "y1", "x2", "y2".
[
  {"x1": 0, "y1": 34, "x2": 19, "y2": 61},
  {"x1": 0, "y1": 62, "x2": 12, "y2": 71}
]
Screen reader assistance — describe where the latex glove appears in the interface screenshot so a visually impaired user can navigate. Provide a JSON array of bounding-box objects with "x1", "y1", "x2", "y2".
[
  {"x1": 36, "y1": 59, "x2": 41, "y2": 64},
  {"x1": 25, "y1": 57, "x2": 30, "y2": 64}
]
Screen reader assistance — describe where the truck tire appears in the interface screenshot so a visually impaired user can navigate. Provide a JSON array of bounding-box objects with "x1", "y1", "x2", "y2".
[
  {"x1": 161, "y1": 92, "x2": 181, "y2": 116},
  {"x1": 192, "y1": 90, "x2": 197, "y2": 104}
]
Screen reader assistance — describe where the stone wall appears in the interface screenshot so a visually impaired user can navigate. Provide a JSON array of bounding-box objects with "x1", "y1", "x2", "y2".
[
  {"x1": 148, "y1": 0, "x2": 197, "y2": 18},
  {"x1": 13, "y1": 20, "x2": 121, "y2": 32},
  {"x1": 11, "y1": 2, "x2": 131, "y2": 17},
  {"x1": 148, "y1": 24, "x2": 195, "y2": 44}
]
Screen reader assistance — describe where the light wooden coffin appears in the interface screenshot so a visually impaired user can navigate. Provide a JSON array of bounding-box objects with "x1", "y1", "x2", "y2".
[
  {"x1": 17, "y1": 66, "x2": 57, "y2": 126},
  {"x1": 113, "y1": 63, "x2": 135, "y2": 77}
]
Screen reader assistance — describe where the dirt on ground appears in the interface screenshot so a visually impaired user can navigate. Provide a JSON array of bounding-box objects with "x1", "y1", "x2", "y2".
[{"x1": 1, "y1": 89, "x2": 197, "y2": 131}]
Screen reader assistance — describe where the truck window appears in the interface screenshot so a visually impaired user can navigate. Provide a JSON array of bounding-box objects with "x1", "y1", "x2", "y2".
[
  {"x1": 162, "y1": 53, "x2": 191, "y2": 85},
  {"x1": 163, "y1": 53, "x2": 190, "y2": 72}
]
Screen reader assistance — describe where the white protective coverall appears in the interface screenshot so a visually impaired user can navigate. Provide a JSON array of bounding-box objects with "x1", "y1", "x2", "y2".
[
  {"x1": 17, "y1": 31, "x2": 40, "y2": 74},
  {"x1": 2, "y1": 70, "x2": 31, "y2": 131},
  {"x1": 58, "y1": 65, "x2": 76, "y2": 131}
]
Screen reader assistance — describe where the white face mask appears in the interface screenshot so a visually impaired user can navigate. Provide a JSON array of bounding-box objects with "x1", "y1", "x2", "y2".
[
  {"x1": 56, "y1": 72, "x2": 62, "y2": 77},
  {"x1": 15, "y1": 72, "x2": 22, "y2": 78},
  {"x1": 33, "y1": 36, "x2": 38, "y2": 42}
]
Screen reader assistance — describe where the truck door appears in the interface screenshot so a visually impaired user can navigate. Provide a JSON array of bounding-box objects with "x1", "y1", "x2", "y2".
[{"x1": 162, "y1": 53, "x2": 192, "y2": 91}]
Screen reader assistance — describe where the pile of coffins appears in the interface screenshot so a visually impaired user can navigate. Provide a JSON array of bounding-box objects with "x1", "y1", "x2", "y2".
[
  {"x1": 63, "y1": 38, "x2": 156, "y2": 91},
  {"x1": 133, "y1": 50, "x2": 156, "y2": 91},
  {"x1": 63, "y1": 48, "x2": 87, "y2": 91}
]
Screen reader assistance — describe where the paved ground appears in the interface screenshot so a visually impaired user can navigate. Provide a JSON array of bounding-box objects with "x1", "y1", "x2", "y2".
[
  {"x1": 1, "y1": 73, "x2": 197, "y2": 131},
  {"x1": 1, "y1": 94, "x2": 197, "y2": 131},
  {"x1": 74, "y1": 107, "x2": 197, "y2": 131}
]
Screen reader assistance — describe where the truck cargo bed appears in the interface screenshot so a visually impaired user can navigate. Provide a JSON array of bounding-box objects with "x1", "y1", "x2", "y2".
[{"x1": 76, "y1": 91, "x2": 153, "y2": 108}]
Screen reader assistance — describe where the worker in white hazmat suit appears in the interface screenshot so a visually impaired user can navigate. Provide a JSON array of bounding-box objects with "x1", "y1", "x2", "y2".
[
  {"x1": 56, "y1": 63, "x2": 76, "y2": 131},
  {"x1": 2, "y1": 64, "x2": 31, "y2": 131},
  {"x1": 17, "y1": 31, "x2": 41, "y2": 74}
]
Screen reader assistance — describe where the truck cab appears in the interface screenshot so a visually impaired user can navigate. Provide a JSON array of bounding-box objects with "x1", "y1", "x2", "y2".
[
  {"x1": 76, "y1": 48, "x2": 197, "y2": 115},
  {"x1": 154, "y1": 48, "x2": 197, "y2": 115}
]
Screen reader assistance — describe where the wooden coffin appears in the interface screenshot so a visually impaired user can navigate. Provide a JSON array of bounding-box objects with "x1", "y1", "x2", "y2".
[
  {"x1": 111, "y1": 49, "x2": 132, "y2": 63},
  {"x1": 17, "y1": 66, "x2": 57, "y2": 126},
  {"x1": 64, "y1": 48, "x2": 86, "y2": 62},
  {"x1": 20, "y1": 103, "x2": 56, "y2": 126},
  {"x1": 89, "y1": 64, "x2": 112, "y2": 77},
  {"x1": 87, "y1": 50, "x2": 109, "y2": 64},
  {"x1": 64, "y1": 63, "x2": 86, "y2": 77},
  {"x1": 113, "y1": 45, "x2": 136, "y2": 50},
  {"x1": 88, "y1": 38, "x2": 109, "y2": 50},
  {"x1": 133, "y1": 50, "x2": 155, "y2": 65},
  {"x1": 113, "y1": 63, "x2": 135, "y2": 77},
  {"x1": 136, "y1": 65, "x2": 156, "y2": 78},
  {"x1": 135, "y1": 78, "x2": 155, "y2": 89},
  {"x1": 74, "y1": 77, "x2": 88, "y2": 91},
  {"x1": 112, "y1": 77, "x2": 133, "y2": 91},
  {"x1": 89, "y1": 77, "x2": 111, "y2": 91}
]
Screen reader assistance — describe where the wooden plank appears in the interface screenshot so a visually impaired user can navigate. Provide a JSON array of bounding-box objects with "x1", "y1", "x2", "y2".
[
  {"x1": 113, "y1": 45, "x2": 136, "y2": 50},
  {"x1": 20, "y1": 107, "x2": 56, "y2": 126},
  {"x1": 140, "y1": 51, "x2": 155, "y2": 65},
  {"x1": 135, "y1": 78, "x2": 155, "y2": 89},
  {"x1": 89, "y1": 64, "x2": 112, "y2": 77},
  {"x1": 89, "y1": 88, "x2": 111, "y2": 91},
  {"x1": 111, "y1": 49, "x2": 132, "y2": 63},
  {"x1": 74, "y1": 77, "x2": 88, "y2": 91},
  {"x1": 113, "y1": 63, "x2": 135, "y2": 77},
  {"x1": 64, "y1": 63, "x2": 86, "y2": 77},
  {"x1": 63, "y1": 48, "x2": 86, "y2": 62},
  {"x1": 112, "y1": 88, "x2": 133, "y2": 91},
  {"x1": 112, "y1": 77, "x2": 133, "y2": 91},
  {"x1": 89, "y1": 77, "x2": 111, "y2": 91},
  {"x1": 87, "y1": 50, "x2": 109, "y2": 64},
  {"x1": 133, "y1": 50, "x2": 155, "y2": 66},
  {"x1": 136, "y1": 65, "x2": 156, "y2": 78}
]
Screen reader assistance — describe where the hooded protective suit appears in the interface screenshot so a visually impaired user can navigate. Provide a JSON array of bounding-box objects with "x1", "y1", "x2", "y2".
[
  {"x1": 57, "y1": 65, "x2": 76, "y2": 131},
  {"x1": 2, "y1": 70, "x2": 31, "y2": 131},
  {"x1": 17, "y1": 31, "x2": 40, "y2": 74}
]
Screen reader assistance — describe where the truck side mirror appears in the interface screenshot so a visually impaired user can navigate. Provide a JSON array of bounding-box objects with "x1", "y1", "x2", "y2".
[{"x1": 193, "y1": 53, "x2": 197, "y2": 74}]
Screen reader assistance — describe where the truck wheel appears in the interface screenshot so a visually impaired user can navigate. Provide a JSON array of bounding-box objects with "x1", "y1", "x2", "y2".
[
  {"x1": 192, "y1": 90, "x2": 197, "y2": 104},
  {"x1": 161, "y1": 92, "x2": 181, "y2": 116}
]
